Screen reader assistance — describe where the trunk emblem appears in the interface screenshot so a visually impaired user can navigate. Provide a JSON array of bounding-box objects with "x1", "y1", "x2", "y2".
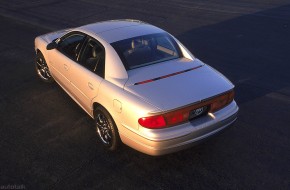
[
  {"x1": 189, "y1": 106, "x2": 208, "y2": 120},
  {"x1": 195, "y1": 107, "x2": 204, "y2": 115}
]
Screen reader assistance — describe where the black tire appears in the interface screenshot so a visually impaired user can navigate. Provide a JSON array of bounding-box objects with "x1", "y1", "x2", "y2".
[
  {"x1": 94, "y1": 106, "x2": 120, "y2": 151},
  {"x1": 35, "y1": 51, "x2": 54, "y2": 83}
]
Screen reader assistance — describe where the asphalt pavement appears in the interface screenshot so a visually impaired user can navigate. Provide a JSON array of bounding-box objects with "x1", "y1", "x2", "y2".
[{"x1": 0, "y1": 0, "x2": 289, "y2": 189}]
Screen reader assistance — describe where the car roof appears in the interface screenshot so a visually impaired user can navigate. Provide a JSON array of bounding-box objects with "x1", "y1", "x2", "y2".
[{"x1": 77, "y1": 19, "x2": 165, "y2": 43}]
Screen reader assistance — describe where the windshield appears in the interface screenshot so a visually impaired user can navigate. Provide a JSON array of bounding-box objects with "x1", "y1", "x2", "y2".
[{"x1": 111, "y1": 33, "x2": 182, "y2": 70}]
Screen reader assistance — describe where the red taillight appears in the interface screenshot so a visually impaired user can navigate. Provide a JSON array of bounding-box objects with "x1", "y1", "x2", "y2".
[
  {"x1": 164, "y1": 110, "x2": 189, "y2": 126},
  {"x1": 138, "y1": 115, "x2": 166, "y2": 129},
  {"x1": 209, "y1": 90, "x2": 234, "y2": 112},
  {"x1": 139, "y1": 90, "x2": 235, "y2": 129}
]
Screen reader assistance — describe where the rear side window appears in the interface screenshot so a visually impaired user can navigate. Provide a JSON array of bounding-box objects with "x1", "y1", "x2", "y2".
[
  {"x1": 79, "y1": 39, "x2": 105, "y2": 78},
  {"x1": 111, "y1": 33, "x2": 182, "y2": 70},
  {"x1": 58, "y1": 34, "x2": 86, "y2": 61}
]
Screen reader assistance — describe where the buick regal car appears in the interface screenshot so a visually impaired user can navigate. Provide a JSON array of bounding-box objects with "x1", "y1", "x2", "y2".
[{"x1": 34, "y1": 19, "x2": 239, "y2": 156}]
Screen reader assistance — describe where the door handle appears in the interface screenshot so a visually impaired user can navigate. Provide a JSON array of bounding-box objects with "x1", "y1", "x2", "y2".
[
  {"x1": 88, "y1": 82, "x2": 94, "y2": 90},
  {"x1": 64, "y1": 64, "x2": 68, "y2": 71}
]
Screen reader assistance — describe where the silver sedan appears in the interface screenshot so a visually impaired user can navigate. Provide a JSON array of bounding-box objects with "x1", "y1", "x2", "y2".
[{"x1": 34, "y1": 19, "x2": 239, "y2": 156}]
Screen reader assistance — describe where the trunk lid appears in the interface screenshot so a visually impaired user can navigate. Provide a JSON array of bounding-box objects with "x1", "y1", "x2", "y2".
[{"x1": 124, "y1": 58, "x2": 234, "y2": 111}]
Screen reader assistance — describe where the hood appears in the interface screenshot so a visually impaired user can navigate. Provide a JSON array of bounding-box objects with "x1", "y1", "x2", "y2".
[
  {"x1": 124, "y1": 58, "x2": 234, "y2": 111},
  {"x1": 41, "y1": 28, "x2": 72, "y2": 43}
]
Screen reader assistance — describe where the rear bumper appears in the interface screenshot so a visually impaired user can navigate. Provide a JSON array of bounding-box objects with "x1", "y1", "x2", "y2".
[{"x1": 120, "y1": 101, "x2": 239, "y2": 156}]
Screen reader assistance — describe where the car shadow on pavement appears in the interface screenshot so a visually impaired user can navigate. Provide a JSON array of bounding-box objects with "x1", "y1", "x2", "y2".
[{"x1": 176, "y1": 4, "x2": 290, "y2": 105}]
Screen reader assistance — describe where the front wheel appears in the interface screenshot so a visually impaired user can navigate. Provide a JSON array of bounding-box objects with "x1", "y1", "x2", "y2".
[
  {"x1": 94, "y1": 106, "x2": 120, "y2": 151},
  {"x1": 35, "y1": 52, "x2": 54, "y2": 83}
]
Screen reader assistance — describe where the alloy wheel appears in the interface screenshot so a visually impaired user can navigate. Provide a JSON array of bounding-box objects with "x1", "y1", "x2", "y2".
[
  {"x1": 96, "y1": 113, "x2": 113, "y2": 146},
  {"x1": 36, "y1": 56, "x2": 52, "y2": 81}
]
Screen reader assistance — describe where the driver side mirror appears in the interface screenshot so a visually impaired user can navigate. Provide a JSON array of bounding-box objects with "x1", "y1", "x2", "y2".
[{"x1": 46, "y1": 41, "x2": 58, "y2": 50}]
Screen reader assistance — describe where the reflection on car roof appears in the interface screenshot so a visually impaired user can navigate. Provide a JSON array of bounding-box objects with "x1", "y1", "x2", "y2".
[{"x1": 78, "y1": 20, "x2": 165, "y2": 43}]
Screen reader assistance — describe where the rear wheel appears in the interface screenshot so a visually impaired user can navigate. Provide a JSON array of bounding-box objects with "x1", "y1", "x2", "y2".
[
  {"x1": 94, "y1": 106, "x2": 120, "y2": 151},
  {"x1": 35, "y1": 51, "x2": 54, "y2": 83}
]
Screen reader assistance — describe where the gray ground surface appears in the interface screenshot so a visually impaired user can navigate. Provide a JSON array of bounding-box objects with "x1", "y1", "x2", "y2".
[{"x1": 0, "y1": 0, "x2": 289, "y2": 189}]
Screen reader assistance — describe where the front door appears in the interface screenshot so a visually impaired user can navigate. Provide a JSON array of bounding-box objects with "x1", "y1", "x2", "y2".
[{"x1": 48, "y1": 33, "x2": 86, "y2": 93}]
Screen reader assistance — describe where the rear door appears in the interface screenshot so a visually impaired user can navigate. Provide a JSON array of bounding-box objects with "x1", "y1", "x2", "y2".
[{"x1": 68, "y1": 37, "x2": 105, "y2": 113}]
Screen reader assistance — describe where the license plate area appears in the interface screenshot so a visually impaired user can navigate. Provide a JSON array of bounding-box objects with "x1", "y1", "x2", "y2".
[{"x1": 189, "y1": 106, "x2": 209, "y2": 120}]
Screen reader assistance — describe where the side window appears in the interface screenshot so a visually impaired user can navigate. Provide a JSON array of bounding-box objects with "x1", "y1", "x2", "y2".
[
  {"x1": 80, "y1": 39, "x2": 105, "y2": 78},
  {"x1": 58, "y1": 34, "x2": 86, "y2": 61}
]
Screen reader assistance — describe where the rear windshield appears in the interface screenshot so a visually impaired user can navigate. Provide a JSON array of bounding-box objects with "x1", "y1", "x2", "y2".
[{"x1": 111, "y1": 33, "x2": 182, "y2": 70}]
